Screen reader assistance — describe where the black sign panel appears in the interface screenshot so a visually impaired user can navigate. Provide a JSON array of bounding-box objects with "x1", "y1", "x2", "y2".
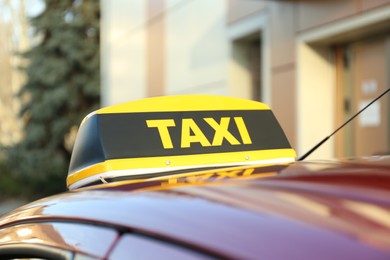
[
  {"x1": 102, "y1": 110, "x2": 289, "y2": 157},
  {"x1": 69, "y1": 110, "x2": 291, "y2": 174}
]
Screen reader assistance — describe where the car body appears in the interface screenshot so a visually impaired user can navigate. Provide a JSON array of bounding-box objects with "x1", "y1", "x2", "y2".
[{"x1": 0, "y1": 95, "x2": 389, "y2": 259}]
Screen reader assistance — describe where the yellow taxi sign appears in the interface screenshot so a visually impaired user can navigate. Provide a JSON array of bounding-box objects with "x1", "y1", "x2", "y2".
[{"x1": 67, "y1": 95, "x2": 296, "y2": 189}]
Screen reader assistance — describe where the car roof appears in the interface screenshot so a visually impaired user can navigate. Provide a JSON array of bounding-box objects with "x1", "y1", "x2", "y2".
[
  {"x1": 2, "y1": 158, "x2": 390, "y2": 259},
  {"x1": 2, "y1": 95, "x2": 390, "y2": 259}
]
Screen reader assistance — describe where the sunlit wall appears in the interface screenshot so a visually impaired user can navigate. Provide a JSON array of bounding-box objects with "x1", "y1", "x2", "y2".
[{"x1": 101, "y1": 0, "x2": 390, "y2": 159}]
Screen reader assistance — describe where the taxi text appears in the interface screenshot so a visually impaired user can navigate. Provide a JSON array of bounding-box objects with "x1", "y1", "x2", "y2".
[{"x1": 146, "y1": 117, "x2": 252, "y2": 149}]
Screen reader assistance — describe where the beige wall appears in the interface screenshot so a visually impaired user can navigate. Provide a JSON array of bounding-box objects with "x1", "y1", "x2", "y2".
[
  {"x1": 165, "y1": 0, "x2": 228, "y2": 95},
  {"x1": 227, "y1": 0, "x2": 266, "y2": 24},
  {"x1": 101, "y1": 0, "x2": 390, "y2": 158},
  {"x1": 101, "y1": 0, "x2": 147, "y2": 106},
  {"x1": 102, "y1": 0, "x2": 229, "y2": 104},
  {"x1": 269, "y1": 1, "x2": 298, "y2": 149},
  {"x1": 147, "y1": 0, "x2": 165, "y2": 97}
]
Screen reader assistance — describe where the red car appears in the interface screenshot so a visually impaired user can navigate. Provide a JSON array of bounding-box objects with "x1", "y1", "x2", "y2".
[{"x1": 0, "y1": 96, "x2": 389, "y2": 259}]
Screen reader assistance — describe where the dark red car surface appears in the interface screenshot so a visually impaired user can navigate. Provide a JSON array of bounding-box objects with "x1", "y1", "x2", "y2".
[{"x1": 1, "y1": 157, "x2": 390, "y2": 259}]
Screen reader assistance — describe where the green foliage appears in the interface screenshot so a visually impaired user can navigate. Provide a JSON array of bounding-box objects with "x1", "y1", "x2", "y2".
[
  {"x1": 5, "y1": 0, "x2": 100, "y2": 199},
  {"x1": 0, "y1": 159, "x2": 25, "y2": 198}
]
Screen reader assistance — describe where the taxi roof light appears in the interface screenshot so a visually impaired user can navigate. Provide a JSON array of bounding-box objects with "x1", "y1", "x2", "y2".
[{"x1": 67, "y1": 95, "x2": 296, "y2": 189}]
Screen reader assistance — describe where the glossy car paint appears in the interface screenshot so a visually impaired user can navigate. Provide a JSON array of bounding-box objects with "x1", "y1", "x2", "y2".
[
  {"x1": 0, "y1": 222, "x2": 118, "y2": 259},
  {"x1": 1, "y1": 158, "x2": 390, "y2": 259}
]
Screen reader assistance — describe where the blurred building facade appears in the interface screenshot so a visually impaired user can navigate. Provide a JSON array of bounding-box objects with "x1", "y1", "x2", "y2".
[{"x1": 101, "y1": 0, "x2": 390, "y2": 159}]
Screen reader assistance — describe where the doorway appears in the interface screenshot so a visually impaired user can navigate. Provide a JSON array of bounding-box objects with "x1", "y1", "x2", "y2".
[
  {"x1": 230, "y1": 32, "x2": 262, "y2": 101},
  {"x1": 335, "y1": 34, "x2": 390, "y2": 157}
]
